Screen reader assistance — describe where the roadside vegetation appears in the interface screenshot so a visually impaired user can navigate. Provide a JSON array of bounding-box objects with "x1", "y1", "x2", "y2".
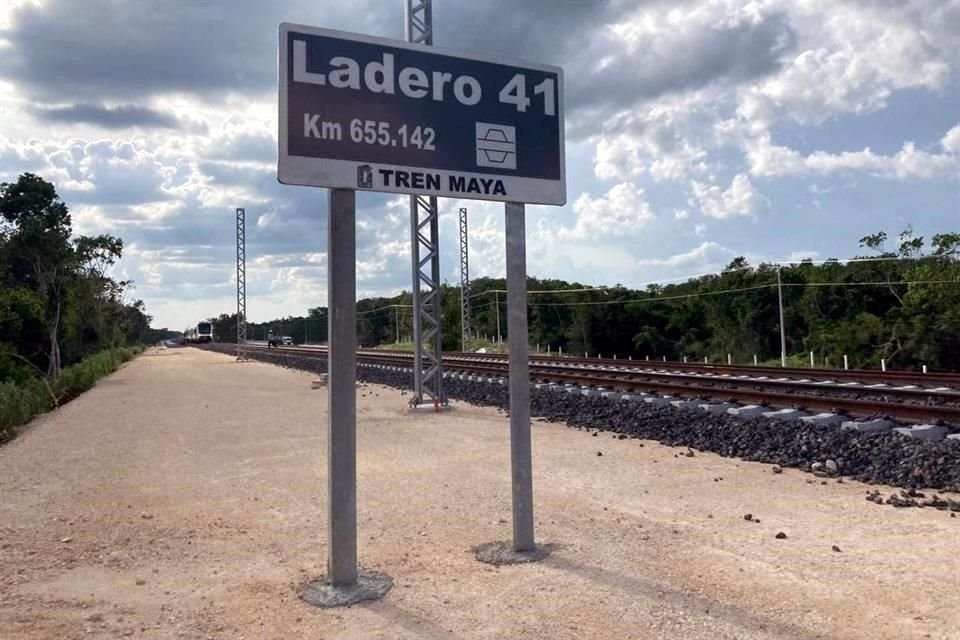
[
  {"x1": 224, "y1": 228, "x2": 959, "y2": 371},
  {"x1": 0, "y1": 346, "x2": 142, "y2": 441},
  {"x1": 1, "y1": 173, "x2": 168, "y2": 441}
]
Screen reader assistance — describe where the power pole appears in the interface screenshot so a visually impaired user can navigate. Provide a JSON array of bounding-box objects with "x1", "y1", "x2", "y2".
[
  {"x1": 495, "y1": 291, "x2": 501, "y2": 343},
  {"x1": 459, "y1": 207, "x2": 471, "y2": 350},
  {"x1": 406, "y1": 0, "x2": 445, "y2": 408},
  {"x1": 777, "y1": 265, "x2": 786, "y2": 367},
  {"x1": 236, "y1": 207, "x2": 247, "y2": 360}
]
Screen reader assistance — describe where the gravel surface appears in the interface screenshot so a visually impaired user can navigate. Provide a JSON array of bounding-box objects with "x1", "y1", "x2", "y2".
[
  {"x1": 219, "y1": 346, "x2": 960, "y2": 493},
  {"x1": 5, "y1": 347, "x2": 957, "y2": 639}
]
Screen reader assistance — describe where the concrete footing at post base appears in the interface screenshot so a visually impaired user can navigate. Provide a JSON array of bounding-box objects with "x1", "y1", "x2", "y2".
[
  {"x1": 473, "y1": 541, "x2": 553, "y2": 566},
  {"x1": 298, "y1": 569, "x2": 394, "y2": 608}
]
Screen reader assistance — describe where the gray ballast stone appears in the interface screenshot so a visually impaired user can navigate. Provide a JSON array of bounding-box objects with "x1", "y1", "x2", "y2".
[
  {"x1": 727, "y1": 405, "x2": 767, "y2": 418},
  {"x1": 947, "y1": 433, "x2": 960, "y2": 441},
  {"x1": 763, "y1": 408, "x2": 809, "y2": 421},
  {"x1": 800, "y1": 412, "x2": 845, "y2": 426},
  {"x1": 893, "y1": 424, "x2": 951, "y2": 441},
  {"x1": 670, "y1": 399, "x2": 702, "y2": 410},
  {"x1": 581, "y1": 388, "x2": 601, "y2": 398},
  {"x1": 698, "y1": 402, "x2": 736, "y2": 414},
  {"x1": 601, "y1": 391, "x2": 622, "y2": 400},
  {"x1": 841, "y1": 418, "x2": 894, "y2": 433}
]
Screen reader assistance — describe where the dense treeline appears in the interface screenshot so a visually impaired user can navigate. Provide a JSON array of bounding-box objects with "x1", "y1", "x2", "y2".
[
  {"x1": 0, "y1": 174, "x2": 170, "y2": 386},
  {"x1": 234, "y1": 228, "x2": 959, "y2": 371}
]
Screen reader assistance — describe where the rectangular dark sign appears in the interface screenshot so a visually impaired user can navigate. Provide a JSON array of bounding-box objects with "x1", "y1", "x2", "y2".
[{"x1": 279, "y1": 24, "x2": 566, "y2": 205}]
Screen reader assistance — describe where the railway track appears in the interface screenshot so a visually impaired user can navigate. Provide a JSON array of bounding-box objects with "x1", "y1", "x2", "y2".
[{"x1": 240, "y1": 344, "x2": 960, "y2": 427}]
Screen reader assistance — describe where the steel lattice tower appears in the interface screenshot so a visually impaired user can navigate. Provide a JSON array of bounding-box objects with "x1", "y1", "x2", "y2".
[
  {"x1": 406, "y1": 0, "x2": 446, "y2": 407},
  {"x1": 236, "y1": 207, "x2": 248, "y2": 360},
  {"x1": 459, "y1": 207, "x2": 471, "y2": 350}
]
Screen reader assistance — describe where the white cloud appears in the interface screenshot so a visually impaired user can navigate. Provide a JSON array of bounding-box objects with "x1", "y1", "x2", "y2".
[
  {"x1": 691, "y1": 173, "x2": 766, "y2": 219},
  {"x1": 674, "y1": 209, "x2": 690, "y2": 220},
  {"x1": 632, "y1": 241, "x2": 736, "y2": 273},
  {"x1": 564, "y1": 182, "x2": 654, "y2": 239},
  {"x1": 943, "y1": 125, "x2": 960, "y2": 155},
  {"x1": 786, "y1": 250, "x2": 819, "y2": 263},
  {"x1": 592, "y1": 97, "x2": 712, "y2": 182},
  {"x1": 528, "y1": 182, "x2": 657, "y2": 278},
  {"x1": 747, "y1": 128, "x2": 960, "y2": 180},
  {"x1": 738, "y1": 0, "x2": 955, "y2": 127}
]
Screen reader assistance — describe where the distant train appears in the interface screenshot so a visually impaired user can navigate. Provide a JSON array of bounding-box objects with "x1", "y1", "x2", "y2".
[{"x1": 183, "y1": 321, "x2": 213, "y2": 343}]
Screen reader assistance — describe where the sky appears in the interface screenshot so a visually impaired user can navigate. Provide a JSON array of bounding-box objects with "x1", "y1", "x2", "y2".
[{"x1": 0, "y1": 0, "x2": 957, "y2": 330}]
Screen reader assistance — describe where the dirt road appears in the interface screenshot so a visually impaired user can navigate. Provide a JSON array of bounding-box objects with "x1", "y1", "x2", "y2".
[{"x1": 1, "y1": 347, "x2": 957, "y2": 639}]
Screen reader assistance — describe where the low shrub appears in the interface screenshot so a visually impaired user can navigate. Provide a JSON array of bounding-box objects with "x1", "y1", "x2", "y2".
[
  {"x1": 0, "y1": 378, "x2": 51, "y2": 441},
  {"x1": 0, "y1": 345, "x2": 143, "y2": 442}
]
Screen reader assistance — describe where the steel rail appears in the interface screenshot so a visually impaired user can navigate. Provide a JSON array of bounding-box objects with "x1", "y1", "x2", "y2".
[
  {"x1": 239, "y1": 344, "x2": 960, "y2": 426},
  {"x1": 273, "y1": 344, "x2": 960, "y2": 388},
  {"x1": 261, "y1": 345, "x2": 960, "y2": 394}
]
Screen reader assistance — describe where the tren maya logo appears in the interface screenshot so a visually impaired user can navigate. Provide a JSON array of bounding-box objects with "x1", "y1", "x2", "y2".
[{"x1": 357, "y1": 164, "x2": 373, "y2": 189}]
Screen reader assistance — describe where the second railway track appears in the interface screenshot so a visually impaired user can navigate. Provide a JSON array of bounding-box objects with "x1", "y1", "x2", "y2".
[{"x1": 241, "y1": 344, "x2": 960, "y2": 428}]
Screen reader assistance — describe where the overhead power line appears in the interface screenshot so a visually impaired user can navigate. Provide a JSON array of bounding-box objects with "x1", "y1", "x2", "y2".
[{"x1": 520, "y1": 279, "x2": 960, "y2": 309}]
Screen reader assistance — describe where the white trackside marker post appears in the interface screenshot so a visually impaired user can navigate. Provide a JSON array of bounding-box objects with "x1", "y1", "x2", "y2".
[{"x1": 844, "y1": 354, "x2": 849, "y2": 370}]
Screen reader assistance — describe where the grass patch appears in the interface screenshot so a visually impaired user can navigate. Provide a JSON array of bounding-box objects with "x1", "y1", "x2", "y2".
[{"x1": 0, "y1": 345, "x2": 143, "y2": 443}]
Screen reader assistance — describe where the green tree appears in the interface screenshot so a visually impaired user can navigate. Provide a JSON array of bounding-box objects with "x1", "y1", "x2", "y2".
[{"x1": 0, "y1": 174, "x2": 74, "y2": 378}]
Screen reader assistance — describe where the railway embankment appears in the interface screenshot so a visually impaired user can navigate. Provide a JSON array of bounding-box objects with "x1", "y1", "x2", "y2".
[{"x1": 213, "y1": 344, "x2": 960, "y2": 497}]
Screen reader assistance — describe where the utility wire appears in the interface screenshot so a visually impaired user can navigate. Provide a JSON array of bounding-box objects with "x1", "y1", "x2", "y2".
[
  {"x1": 356, "y1": 303, "x2": 413, "y2": 317},
  {"x1": 522, "y1": 279, "x2": 960, "y2": 308},
  {"x1": 527, "y1": 284, "x2": 777, "y2": 307}
]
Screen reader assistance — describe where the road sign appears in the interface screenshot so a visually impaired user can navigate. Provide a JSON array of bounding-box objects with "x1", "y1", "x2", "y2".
[{"x1": 278, "y1": 23, "x2": 566, "y2": 205}]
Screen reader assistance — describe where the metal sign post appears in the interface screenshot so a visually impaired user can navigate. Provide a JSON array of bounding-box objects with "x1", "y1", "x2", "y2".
[
  {"x1": 505, "y1": 202, "x2": 534, "y2": 550},
  {"x1": 327, "y1": 188, "x2": 358, "y2": 586}
]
